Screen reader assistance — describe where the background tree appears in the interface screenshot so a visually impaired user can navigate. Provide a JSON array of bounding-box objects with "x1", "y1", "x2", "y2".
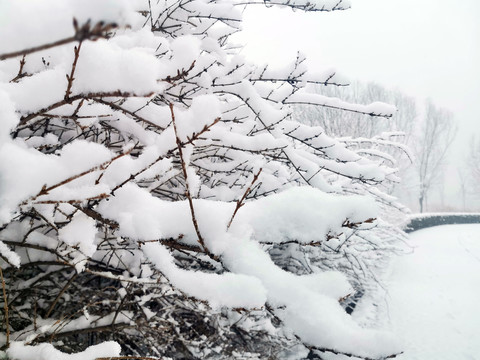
[
  {"x1": 470, "y1": 137, "x2": 480, "y2": 185},
  {"x1": 296, "y1": 81, "x2": 417, "y2": 141},
  {"x1": 415, "y1": 99, "x2": 457, "y2": 212},
  {"x1": 0, "y1": 1, "x2": 405, "y2": 359},
  {"x1": 295, "y1": 82, "x2": 461, "y2": 213},
  {"x1": 462, "y1": 136, "x2": 480, "y2": 209}
]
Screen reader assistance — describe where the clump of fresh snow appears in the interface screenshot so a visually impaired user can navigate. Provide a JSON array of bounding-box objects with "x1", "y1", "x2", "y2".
[
  {"x1": 72, "y1": 40, "x2": 163, "y2": 95},
  {"x1": 7, "y1": 341, "x2": 121, "y2": 360},
  {"x1": 0, "y1": 240, "x2": 21, "y2": 267},
  {"x1": 0, "y1": 140, "x2": 112, "y2": 226},
  {"x1": 58, "y1": 212, "x2": 97, "y2": 258},
  {"x1": 97, "y1": 183, "x2": 399, "y2": 356},
  {"x1": 231, "y1": 186, "x2": 378, "y2": 244},
  {"x1": 144, "y1": 242, "x2": 268, "y2": 309}
]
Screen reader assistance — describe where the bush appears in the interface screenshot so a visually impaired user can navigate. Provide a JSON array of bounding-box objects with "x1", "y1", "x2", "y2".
[{"x1": 0, "y1": 1, "x2": 405, "y2": 359}]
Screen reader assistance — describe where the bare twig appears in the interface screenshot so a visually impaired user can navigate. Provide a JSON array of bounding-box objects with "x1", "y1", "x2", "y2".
[
  {"x1": 33, "y1": 193, "x2": 109, "y2": 205},
  {"x1": 0, "y1": 266, "x2": 9, "y2": 347},
  {"x1": 10, "y1": 55, "x2": 27, "y2": 83},
  {"x1": 110, "y1": 114, "x2": 219, "y2": 195},
  {"x1": 65, "y1": 41, "x2": 82, "y2": 101},
  {"x1": 24, "y1": 147, "x2": 133, "y2": 205},
  {"x1": 0, "y1": 18, "x2": 117, "y2": 61},
  {"x1": 19, "y1": 91, "x2": 154, "y2": 126},
  {"x1": 185, "y1": 117, "x2": 221, "y2": 144},
  {"x1": 72, "y1": 205, "x2": 119, "y2": 230},
  {"x1": 227, "y1": 168, "x2": 262, "y2": 229},
  {"x1": 0, "y1": 240, "x2": 68, "y2": 262},
  {"x1": 170, "y1": 103, "x2": 211, "y2": 257},
  {"x1": 283, "y1": 98, "x2": 393, "y2": 118},
  {"x1": 342, "y1": 217, "x2": 376, "y2": 229},
  {"x1": 259, "y1": 239, "x2": 321, "y2": 246},
  {"x1": 162, "y1": 61, "x2": 196, "y2": 84},
  {"x1": 45, "y1": 272, "x2": 78, "y2": 318},
  {"x1": 138, "y1": 237, "x2": 204, "y2": 254},
  {"x1": 93, "y1": 98, "x2": 165, "y2": 131},
  {"x1": 0, "y1": 36, "x2": 77, "y2": 61}
]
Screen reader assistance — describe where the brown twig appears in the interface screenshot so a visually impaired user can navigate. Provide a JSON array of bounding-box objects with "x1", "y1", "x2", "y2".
[
  {"x1": 65, "y1": 41, "x2": 82, "y2": 101},
  {"x1": 159, "y1": 238, "x2": 202, "y2": 253},
  {"x1": 0, "y1": 18, "x2": 117, "y2": 61},
  {"x1": 111, "y1": 284, "x2": 132, "y2": 330},
  {"x1": 19, "y1": 91, "x2": 154, "y2": 126},
  {"x1": 259, "y1": 239, "x2": 322, "y2": 246},
  {"x1": 33, "y1": 193, "x2": 109, "y2": 204},
  {"x1": 9, "y1": 55, "x2": 27, "y2": 82},
  {"x1": 45, "y1": 272, "x2": 78, "y2": 318},
  {"x1": 162, "y1": 61, "x2": 196, "y2": 84},
  {"x1": 30, "y1": 207, "x2": 59, "y2": 232},
  {"x1": 0, "y1": 240, "x2": 68, "y2": 262},
  {"x1": 227, "y1": 168, "x2": 262, "y2": 229},
  {"x1": 0, "y1": 36, "x2": 77, "y2": 61},
  {"x1": 36, "y1": 113, "x2": 110, "y2": 120},
  {"x1": 73, "y1": 205, "x2": 119, "y2": 229},
  {"x1": 0, "y1": 266, "x2": 9, "y2": 347},
  {"x1": 33, "y1": 291, "x2": 38, "y2": 332},
  {"x1": 110, "y1": 114, "x2": 220, "y2": 195},
  {"x1": 137, "y1": 237, "x2": 204, "y2": 254},
  {"x1": 186, "y1": 117, "x2": 221, "y2": 144},
  {"x1": 342, "y1": 217, "x2": 376, "y2": 229},
  {"x1": 170, "y1": 103, "x2": 210, "y2": 256},
  {"x1": 93, "y1": 98, "x2": 165, "y2": 131},
  {"x1": 46, "y1": 98, "x2": 89, "y2": 130},
  {"x1": 24, "y1": 147, "x2": 133, "y2": 205}
]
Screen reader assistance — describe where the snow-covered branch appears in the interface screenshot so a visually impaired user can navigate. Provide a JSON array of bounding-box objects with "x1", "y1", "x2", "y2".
[{"x1": 0, "y1": 1, "x2": 407, "y2": 359}]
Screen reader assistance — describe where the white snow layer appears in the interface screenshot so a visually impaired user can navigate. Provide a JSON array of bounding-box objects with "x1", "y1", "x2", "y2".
[
  {"x1": 58, "y1": 212, "x2": 97, "y2": 270},
  {"x1": 7, "y1": 341, "x2": 121, "y2": 360},
  {"x1": 385, "y1": 224, "x2": 480, "y2": 359}
]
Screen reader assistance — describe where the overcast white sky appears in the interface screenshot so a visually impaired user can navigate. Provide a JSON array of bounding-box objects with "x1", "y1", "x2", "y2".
[
  {"x1": 236, "y1": 0, "x2": 480, "y2": 209},
  {"x1": 237, "y1": 0, "x2": 480, "y2": 156}
]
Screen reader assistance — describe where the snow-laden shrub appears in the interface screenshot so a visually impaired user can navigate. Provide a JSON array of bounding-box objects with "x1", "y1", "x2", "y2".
[{"x1": 0, "y1": 1, "x2": 405, "y2": 359}]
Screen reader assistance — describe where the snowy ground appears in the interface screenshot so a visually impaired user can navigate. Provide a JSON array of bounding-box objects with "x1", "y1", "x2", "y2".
[{"x1": 385, "y1": 224, "x2": 480, "y2": 359}]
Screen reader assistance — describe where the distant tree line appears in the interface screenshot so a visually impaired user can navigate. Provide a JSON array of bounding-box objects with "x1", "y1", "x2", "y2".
[{"x1": 294, "y1": 81, "x2": 457, "y2": 213}]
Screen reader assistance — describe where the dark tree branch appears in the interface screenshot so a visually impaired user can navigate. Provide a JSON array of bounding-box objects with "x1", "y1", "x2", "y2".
[{"x1": 0, "y1": 18, "x2": 117, "y2": 61}]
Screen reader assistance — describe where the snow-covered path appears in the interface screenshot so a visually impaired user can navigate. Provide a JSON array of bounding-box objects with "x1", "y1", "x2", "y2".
[{"x1": 386, "y1": 224, "x2": 480, "y2": 359}]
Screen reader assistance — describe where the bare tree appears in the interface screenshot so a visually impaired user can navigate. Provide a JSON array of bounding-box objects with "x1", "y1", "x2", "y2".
[
  {"x1": 462, "y1": 136, "x2": 480, "y2": 209},
  {"x1": 415, "y1": 99, "x2": 457, "y2": 212},
  {"x1": 469, "y1": 136, "x2": 480, "y2": 185},
  {"x1": 457, "y1": 167, "x2": 468, "y2": 211},
  {"x1": 294, "y1": 81, "x2": 417, "y2": 208},
  {"x1": 296, "y1": 81, "x2": 416, "y2": 138}
]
